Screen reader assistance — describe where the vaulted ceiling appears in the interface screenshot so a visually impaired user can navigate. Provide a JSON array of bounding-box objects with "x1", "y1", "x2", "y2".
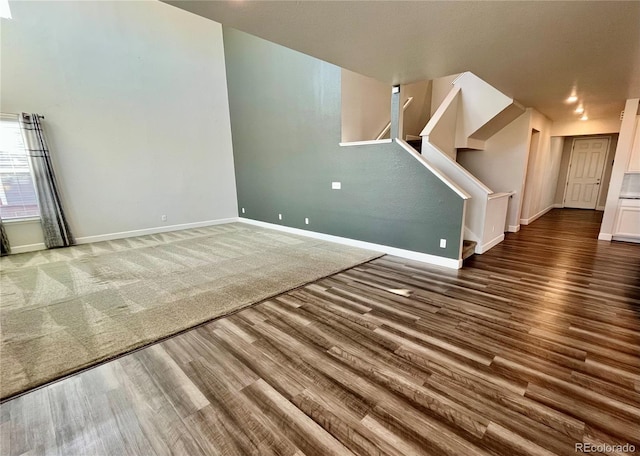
[{"x1": 165, "y1": 1, "x2": 640, "y2": 122}]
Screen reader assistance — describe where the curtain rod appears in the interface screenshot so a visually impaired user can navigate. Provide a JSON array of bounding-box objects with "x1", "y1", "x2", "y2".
[{"x1": 21, "y1": 113, "x2": 45, "y2": 120}]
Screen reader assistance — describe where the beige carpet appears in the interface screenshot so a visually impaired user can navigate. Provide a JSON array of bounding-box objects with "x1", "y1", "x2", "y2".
[{"x1": 0, "y1": 223, "x2": 381, "y2": 400}]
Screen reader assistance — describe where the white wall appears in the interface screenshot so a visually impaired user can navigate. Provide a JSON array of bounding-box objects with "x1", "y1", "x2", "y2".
[
  {"x1": 341, "y1": 69, "x2": 391, "y2": 142},
  {"x1": 453, "y1": 72, "x2": 513, "y2": 149},
  {"x1": 457, "y1": 108, "x2": 559, "y2": 229},
  {"x1": 550, "y1": 117, "x2": 621, "y2": 137},
  {"x1": 1, "y1": 1, "x2": 237, "y2": 251},
  {"x1": 520, "y1": 110, "x2": 559, "y2": 224},
  {"x1": 401, "y1": 80, "x2": 432, "y2": 138},
  {"x1": 430, "y1": 74, "x2": 460, "y2": 116},
  {"x1": 457, "y1": 112, "x2": 530, "y2": 230},
  {"x1": 427, "y1": 89, "x2": 460, "y2": 159}
]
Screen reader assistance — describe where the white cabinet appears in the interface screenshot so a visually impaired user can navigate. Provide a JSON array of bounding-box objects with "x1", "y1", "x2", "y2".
[{"x1": 612, "y1": 198, "x2": 640, "y2": 242}]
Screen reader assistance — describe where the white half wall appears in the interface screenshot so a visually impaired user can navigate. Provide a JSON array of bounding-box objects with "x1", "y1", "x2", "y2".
[{"x1": 1, "y1": 1, "x2": 238, "y2": 251}]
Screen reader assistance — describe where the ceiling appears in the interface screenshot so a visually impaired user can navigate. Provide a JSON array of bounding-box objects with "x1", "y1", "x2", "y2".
[{"x1": 164, "y1": 1, "x2": 640, "y2": 122}]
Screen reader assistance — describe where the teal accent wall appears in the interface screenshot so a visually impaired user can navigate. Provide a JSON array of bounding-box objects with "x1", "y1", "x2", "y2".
[{"x1": 223, "y1": 28, "x2": 464, "y2": 259}]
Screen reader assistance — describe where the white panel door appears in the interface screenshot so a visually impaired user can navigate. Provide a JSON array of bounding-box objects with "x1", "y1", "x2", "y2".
[{"x1": 564, "y1": 137, "x2": 609, "y2": 209}]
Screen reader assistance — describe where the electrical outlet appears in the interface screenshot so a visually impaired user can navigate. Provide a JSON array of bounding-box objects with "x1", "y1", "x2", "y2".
[
  {"x1": 305, "y1": 218, "x2": 309, "y2": 225},
  {"x1": 332, "y1": 182, "x2": 341, "y2": 190},
  {"x1": 241, "y1": 208, "x2": 245, "y2": 214},
  {"x1": 278, "y1": 213, "x2": 282, "y2": 220},
  {"x1": 439, "y1": 239, "x2": 446, "y2": 248},
  {"x1": 161, "y1": 215, "x2": 167, "y2": 222}
]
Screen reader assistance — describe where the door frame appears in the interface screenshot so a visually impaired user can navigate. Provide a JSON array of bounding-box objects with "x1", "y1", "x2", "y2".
[{"x1": 561, "y1": 136, "x2": 611, "y2": 209}]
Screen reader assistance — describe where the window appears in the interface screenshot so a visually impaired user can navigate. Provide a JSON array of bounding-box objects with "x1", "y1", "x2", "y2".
[
  {"x1": 0, "y1": 114, "x2": 39, "y2": 219},
  {"x1": 0, "y1": 0, "x2": 11, "y2": 19}
]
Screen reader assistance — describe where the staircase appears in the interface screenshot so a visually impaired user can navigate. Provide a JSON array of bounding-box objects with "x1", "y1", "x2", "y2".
[
  {"x1": 462, "y1": 240, "x2": 477, "y2": 260},
  {"x1": 417, "y1": 72, "x2": 522, "y2": 258}
]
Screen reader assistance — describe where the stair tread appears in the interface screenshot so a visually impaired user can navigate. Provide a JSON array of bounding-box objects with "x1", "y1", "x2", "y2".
[{"x1": 462, "y1": 240, "x2": 477, "y2": 261}]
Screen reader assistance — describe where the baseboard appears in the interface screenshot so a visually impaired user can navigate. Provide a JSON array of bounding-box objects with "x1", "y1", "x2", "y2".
[
  {"x1": 507, "y1": 224, "x2": 520, "y2": 233},
  {"x1": 598, "y1": 233, "x2": 612, "y2": 241},
  {"x1": 239, "y1": 218, "x2": 462, "y2": 269},
  {"x1": 9, "y1": 243, "x2": 46, "y2": 254},
  {"x1": 520, "y1": 205, "x2": 556, "y2": 226},
  {"x1": 75, "y1": 217, "x2": 239, "y2": 244},
  {"x1": 476, "y1": 233, "x2": 505, "y2": 254},
  {"x1": 612, "y1": 235, "x2": 640, "y2": 244},
  {"x1": 596, "y1": 205, "x2": 605, "y2": 211}
]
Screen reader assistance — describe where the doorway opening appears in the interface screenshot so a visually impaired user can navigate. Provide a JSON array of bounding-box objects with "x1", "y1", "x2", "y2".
[
  {"x1": 557, "y1": 135, "x2": 617, "y2": 211},
  {"x1": 563, "y1": 137, "x2": 609, "y2": 209}
]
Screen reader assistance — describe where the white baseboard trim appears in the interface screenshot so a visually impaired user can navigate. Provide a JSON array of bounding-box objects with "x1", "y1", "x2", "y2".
[
  {"x1": 596, "y1": 205, "x2": 605, "y2": 211},
  {"x1": 10, "y1": 243, "x2": 46, "y2": 254},
  {"x1": 598, "y1": 233, "x2": 612, "y2": 241},
  {"x1": 339, "y1": 139, "x2": 392, "y2": 147},
  {"x1": 239, "y1": 218, "x2": 462, "y2": 269},
  {"x1": 520, "y1": 204, "x2": 557, "y2": 226},
  {"x1": 612, "y1": 235, "x2": 640, "y2": 244},
  {"x1": 75, "y1": 217, "x2": 239, "y2": 245},
  {"x1": 476, "y1": 233, "x2": 505, "y2": 254},
  {"x1": 507, "y1": 224, "x2": 521, "y2": 233}
]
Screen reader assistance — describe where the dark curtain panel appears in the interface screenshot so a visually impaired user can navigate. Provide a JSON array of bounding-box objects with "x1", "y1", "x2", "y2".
[
  {"x1": 0, "y1": 217, "x2": 10, "y2": 256},
  {"x1": 19, "y1": 113, "x2": 74, "y2": 249}
]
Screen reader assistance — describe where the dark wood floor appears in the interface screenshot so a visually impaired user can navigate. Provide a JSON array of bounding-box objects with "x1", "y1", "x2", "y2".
[{"x1": 2, "y1": 209, "x2": 639, "y2": 456}]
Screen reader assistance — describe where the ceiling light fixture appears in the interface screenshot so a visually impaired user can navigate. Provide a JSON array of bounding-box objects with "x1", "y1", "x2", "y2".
[
  {"x1": 580, "y1": 114, "x2": 588, "y2": 121},
  {"x1": 575, "y1": 105, "x2": 584, "y2": 114}
]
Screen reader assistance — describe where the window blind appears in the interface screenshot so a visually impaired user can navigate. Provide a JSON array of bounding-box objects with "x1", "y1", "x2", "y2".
[{"x1": 0, "y1": 114, "x2": 40, "y2": 219}]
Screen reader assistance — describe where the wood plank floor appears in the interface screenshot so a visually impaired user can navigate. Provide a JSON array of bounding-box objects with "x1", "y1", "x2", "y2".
[{"x1": 2, "y1": 209, "x2": 639, "y2": 456}]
